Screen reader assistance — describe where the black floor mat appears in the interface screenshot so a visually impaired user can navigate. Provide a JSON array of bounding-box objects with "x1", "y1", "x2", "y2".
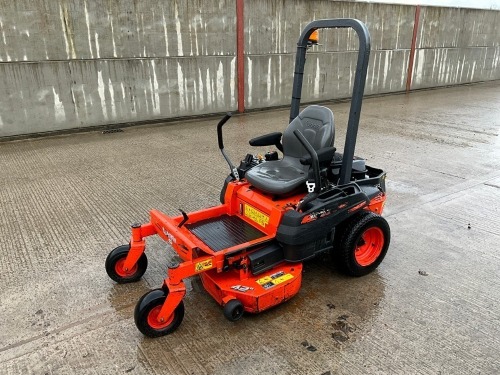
[{"x1": 186, "y1": 214, "x2": 265, "y2": 251}]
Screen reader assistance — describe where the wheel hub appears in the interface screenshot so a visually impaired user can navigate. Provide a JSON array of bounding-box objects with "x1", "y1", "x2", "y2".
[
  {"x1": 355, "y1": 227, "x2": 384, "y2": 266},
  {"x1": 147, "y1": 305, "x2": 174, "y2": 329},
  {"x1": 114, "y1": 258, "x2": 138, "y2": 277}
]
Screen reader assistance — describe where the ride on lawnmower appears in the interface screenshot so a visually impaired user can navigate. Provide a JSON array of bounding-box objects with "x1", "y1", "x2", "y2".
[{"x1": 105, "y1": 18, "x2": 390, "y2": 337}]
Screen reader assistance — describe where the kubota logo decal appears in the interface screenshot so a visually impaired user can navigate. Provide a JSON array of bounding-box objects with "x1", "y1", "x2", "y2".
[
  {"x1": 161, "y1": 228, "x2": 176, "y2": 244},
  {"x1": 301, "y1": 208, "x2": 333, "y2": 224},
  {"x1": 348, "y1": 201, "x2": 367, "y2": 213}
]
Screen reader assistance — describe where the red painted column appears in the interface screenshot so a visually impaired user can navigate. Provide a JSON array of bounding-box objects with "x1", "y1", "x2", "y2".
[
  {"x1": 236, "y1": 0, "x2": 245, "y2": 112},
  {"x1": 406, "y1": 5, "x2": 421, "y2": 93}
]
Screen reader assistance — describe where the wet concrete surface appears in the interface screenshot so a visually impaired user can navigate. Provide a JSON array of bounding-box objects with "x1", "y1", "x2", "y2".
[{"x1": 1, "y1": 81, "x2": 500, "y2": 374}]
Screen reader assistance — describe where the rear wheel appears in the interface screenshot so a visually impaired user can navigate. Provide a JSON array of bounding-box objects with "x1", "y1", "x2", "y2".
[
  {"x1": 105, "y1": 245, "x2": 148, "y2": 283},
  {"x1": 134, "y1": 289, "x2": 185, "y2": 337},
  {"x1": 336, "y1": 211, "x2": 390, "y2": 277}
]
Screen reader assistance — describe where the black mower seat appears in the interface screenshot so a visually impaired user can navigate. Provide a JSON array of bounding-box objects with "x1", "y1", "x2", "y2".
[{"x1": 246, "y1": 105, "x2": 334, "y2": 195}]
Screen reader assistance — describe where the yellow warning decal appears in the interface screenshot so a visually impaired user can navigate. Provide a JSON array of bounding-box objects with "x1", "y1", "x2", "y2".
[
  {"x1": 256, "y1": 276, "x2": 272, "y2": 285},
  {"x1": 256, "y1": 271, "x2": 293, "y2": 289},
  {"x1": 195, "y1": 259, "x2": 213, "y2": 272},
  {"x1": 244, "y1": 205, "x2": 270, "y2": 228},
  {"x1": 273, "y1": 273, "x2": 294, "y2": 284}
]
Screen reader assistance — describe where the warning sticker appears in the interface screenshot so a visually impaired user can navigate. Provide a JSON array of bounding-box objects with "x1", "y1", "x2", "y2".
[
  {"x1": 256, "y1": 271, "x2": 293, "y2": 289},
  {"x1": 195, "y1": 259, "x2": 213, "y2": 272},
  {"x1": 244, "y1": 205, "x2": 270, "y2": 228}
]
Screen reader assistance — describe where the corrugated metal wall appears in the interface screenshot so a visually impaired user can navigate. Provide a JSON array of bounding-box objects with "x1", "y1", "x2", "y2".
[{"x1": 0, "y1": 0, "x2": 499, "y2": 137}]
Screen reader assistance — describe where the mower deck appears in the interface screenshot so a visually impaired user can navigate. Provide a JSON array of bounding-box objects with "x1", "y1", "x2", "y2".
[{"x1": 200, "y1": 263, "x2": 302, "y2": 313}]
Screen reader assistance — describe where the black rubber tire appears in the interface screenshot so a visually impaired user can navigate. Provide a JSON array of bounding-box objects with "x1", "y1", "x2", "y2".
[
  {"x1": 134, "y1": 289, "x2": 185, "y2": 337},
  {"x1": 223, "y1": 299, "x2": 244, "y2": 322},
  {"x1": 336, "y1": 211, "x2": 390, "y2": 277},
  {"x1": 105, "y1": 245, "x2": 148, "y2": 283}
]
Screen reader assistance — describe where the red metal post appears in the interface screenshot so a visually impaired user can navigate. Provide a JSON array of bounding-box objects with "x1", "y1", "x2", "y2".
[
  {"x1": 406, "y1": 5, "x2": 421, "y2": 93},
  {"x1": 236, "y1": 0, "x2": 245, "y2": 112}
]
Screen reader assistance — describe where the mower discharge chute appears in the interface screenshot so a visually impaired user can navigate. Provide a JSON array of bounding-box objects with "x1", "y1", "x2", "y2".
[{"x1": 105, "y1": 18, "x2": 390, "y2": 337}]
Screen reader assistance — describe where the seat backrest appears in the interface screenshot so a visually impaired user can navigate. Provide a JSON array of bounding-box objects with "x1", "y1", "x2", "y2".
[{"x1": 282, "y1": 105, "x2": 335, "y2": 158}]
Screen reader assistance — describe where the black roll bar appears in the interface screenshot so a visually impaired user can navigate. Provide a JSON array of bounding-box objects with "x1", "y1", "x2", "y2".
[{"x1": 290, "y1": 19, "x2": 371, "y2": 185}]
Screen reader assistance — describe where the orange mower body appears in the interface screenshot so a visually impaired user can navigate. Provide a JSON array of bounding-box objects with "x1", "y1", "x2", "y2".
[{"x1": 105, "y1": 19, "x2": 391, "y2": 337}]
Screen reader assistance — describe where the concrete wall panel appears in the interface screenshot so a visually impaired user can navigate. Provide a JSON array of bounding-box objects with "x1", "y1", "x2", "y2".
[
  {"x1": 245, "y1": 48, "x2": 410, "y2": 109},
  {"x1": 0, "y1": 56, "x2": 236, "y2": 136},
  {"x1": 412, "y1": 46, "x2": 500, "y2": 89},
  {"x1": 244, "y1": 0, "x2": 415, "y2": 110},
  {"x1": 417, "y1": 7, "x2": 500, "y2": 49},
  {"x1": 245, "y1": 1, "x2": 415, "y2": 54},
  {"x1": 0, "y1": 0, "x2": 235, "y2": 62},
  {"x1": 412, "y1": 7, "x2": 500, "y2": 90},
  {"x1": 0, "y1": 0, "x2": 237, "y2": 136}
]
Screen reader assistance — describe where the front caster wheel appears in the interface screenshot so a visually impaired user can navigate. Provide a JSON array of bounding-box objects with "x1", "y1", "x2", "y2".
[
  {"x1": 105, "y1": 245, "x2": 148, "y2": 283},
  {"x1": 223, "y1": 299, "x2": 244, "y2": 322},
  {"x1": 337, "y1": 211, "x2": 390, "y2": 277},
  {"x1": 134, "y1": 289, "x2": 185, "y2": 337}
]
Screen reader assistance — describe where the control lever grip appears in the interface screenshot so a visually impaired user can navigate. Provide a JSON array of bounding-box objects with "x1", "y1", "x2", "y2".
[{"x1": 217, "y1": 112, "x2": 233, "y2": 150}]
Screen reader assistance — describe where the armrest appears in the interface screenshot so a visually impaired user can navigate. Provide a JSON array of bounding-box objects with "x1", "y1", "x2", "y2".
[
  {"x1": 300, "y1": 147, "x2": 336, "y2": 165},
  {"x1": 249, "y1": 132, "x2": 283, "y2": 152}
]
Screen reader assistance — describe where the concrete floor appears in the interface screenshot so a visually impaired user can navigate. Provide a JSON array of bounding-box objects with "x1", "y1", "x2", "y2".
[{"x1": 1, "y1": 81, "x2": 500, "y2": 375}]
